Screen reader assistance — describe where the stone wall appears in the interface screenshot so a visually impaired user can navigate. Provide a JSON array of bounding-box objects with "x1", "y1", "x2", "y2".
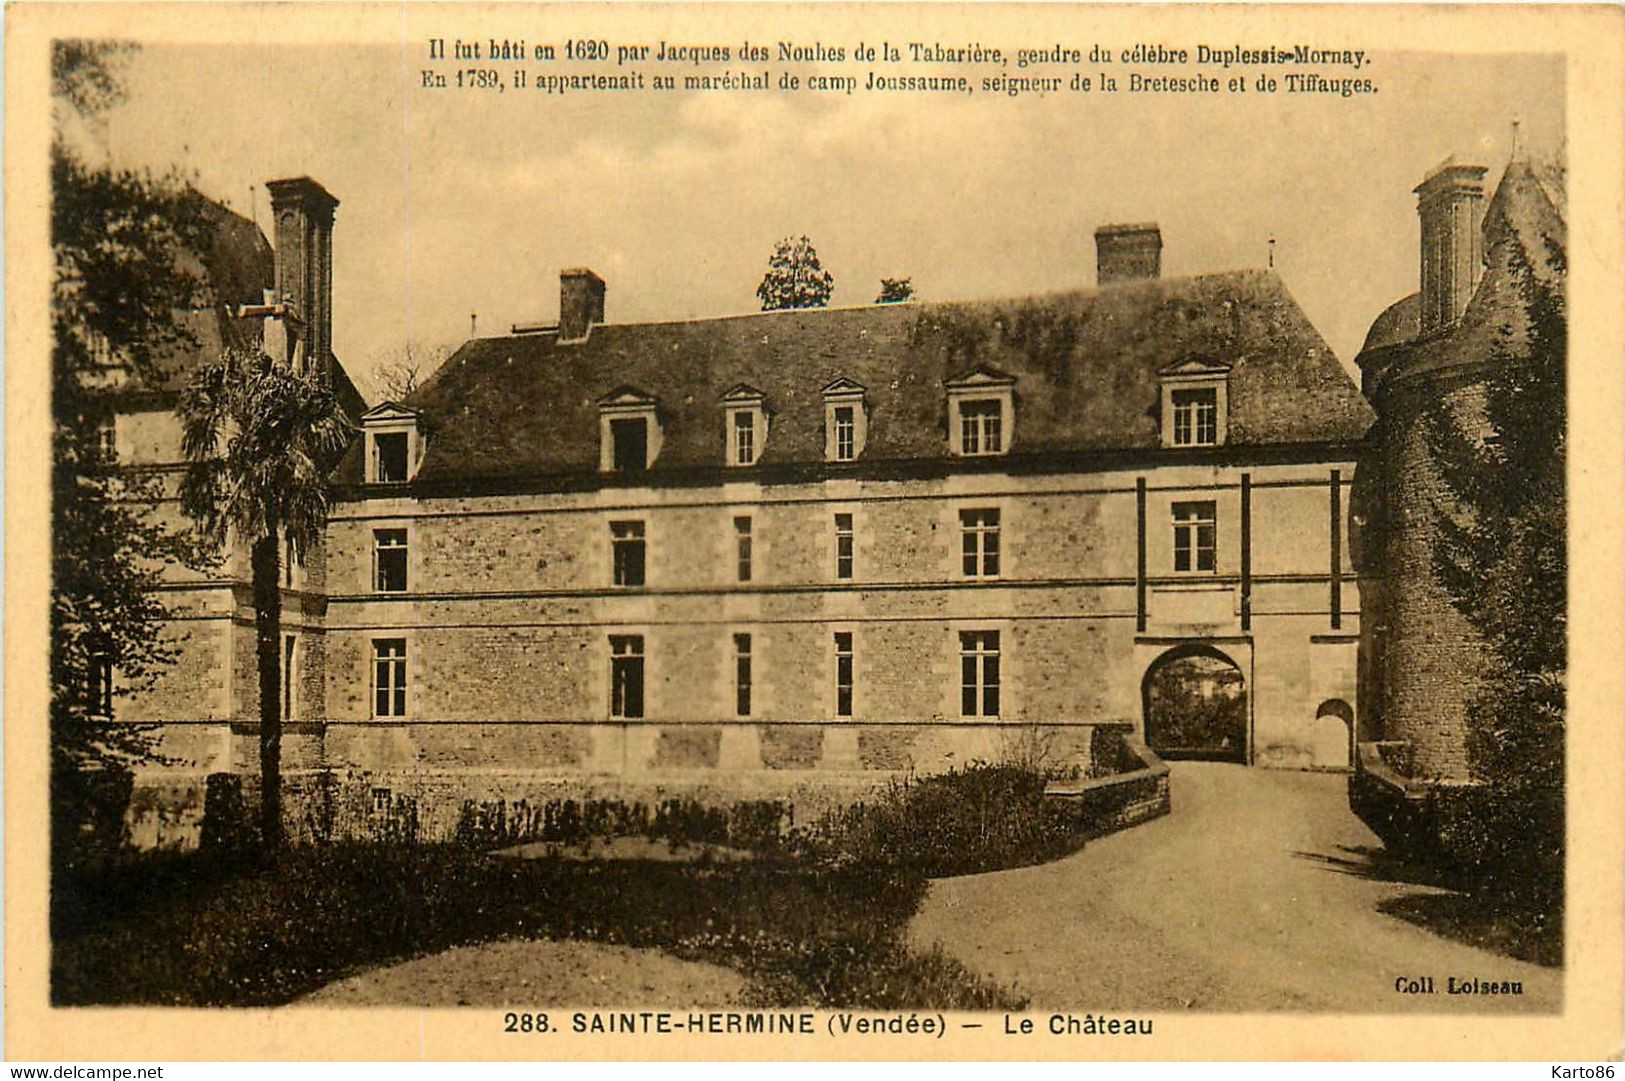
[{"x1": 1364, "y1": 369, "x2": 1489, "y2": 780}]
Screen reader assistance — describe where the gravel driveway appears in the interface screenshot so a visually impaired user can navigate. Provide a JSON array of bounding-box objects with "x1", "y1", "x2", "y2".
[{"x1": 909, "y1": 762, "x2": 1561, "y2": 1012}]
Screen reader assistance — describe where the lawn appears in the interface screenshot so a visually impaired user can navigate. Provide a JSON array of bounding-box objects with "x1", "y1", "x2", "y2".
[
  {"x1": 54, "y1": 764, "x2": 1116, "y2": 1007},
  {"x1": 52, "y1": 844, "x2": 1020, "y2": 1008}
]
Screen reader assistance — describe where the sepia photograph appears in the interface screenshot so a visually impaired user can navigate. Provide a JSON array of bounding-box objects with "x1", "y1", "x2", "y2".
[{"x1": 8, "y1": 1, "x2": 1624, "y2": 1064}]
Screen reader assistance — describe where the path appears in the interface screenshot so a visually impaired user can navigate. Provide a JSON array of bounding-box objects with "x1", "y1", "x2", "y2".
[
  {"x1": 909, "y1": 763, "x2": 1561, "y2": 1012},
  {"x1": 298, "y1": 939, "x2": 745, "y2": 1007}
]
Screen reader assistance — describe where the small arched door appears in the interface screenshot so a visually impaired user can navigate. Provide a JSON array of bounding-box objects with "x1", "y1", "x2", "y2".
[
  {"x1": 1311, "y1": 698, "x2": 1354, "y2": 769},
  {"x1": 1142, "y1": 646, "x2": 1248, "y2": 763}
]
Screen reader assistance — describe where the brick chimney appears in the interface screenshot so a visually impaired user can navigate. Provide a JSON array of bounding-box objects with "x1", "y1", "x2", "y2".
[
  {"x1": 1094, "y1": 223, "x2": 1162, "y2": 285},
  {"x1": 265, "y1": 177, "x2": 338, "y2": 374},
  {"x1": 559, "y1": 268, "x2": 605, "y2": 342},
  {"x1": 1414, "y1": 161, "x2": 1487, "y2": 334}
]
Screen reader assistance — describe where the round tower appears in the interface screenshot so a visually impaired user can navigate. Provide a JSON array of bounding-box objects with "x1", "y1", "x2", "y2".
[{"x1": 1355, "y1": 160, "x2": 1492, "y2": 783}]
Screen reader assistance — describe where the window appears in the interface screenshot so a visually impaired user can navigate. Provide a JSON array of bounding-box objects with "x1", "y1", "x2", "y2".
[
  {"x1": 1157, "y1": 356, "x2": 1230, "y2": 448},
  {"x1": 1172, "y1": 388, "x2": 1219, "y2": 447},
  {"x1": 599, "y1": 388, "x2": 661, "y2": 473},
  {"x1": 959, "y1": 400, "x2": 1003, "y2": 456},
  {"x1": 94, "y1": 415, "x2": 117, "y2": 464},
  {"x1": 87, "y1": 649, "x2": 113, "y2": 717},
  {"x1": 946, "y1": 368, "x2": 1016, "y2": 457},
  {"x1": 734, "y1": 516, "x2": 753, "y2": 583},
  {"x1": 282, "y1": 634, "x2": 297, "y2": 721},
  {"x1": 960, "y1": 508, "x2": 1001, "y2": 578},
  {"x1": 361, "y1": 404, "x2": 425, "y2": 483},
  {"x1": 734, "y1": 633, "x2": 753, "y2": 716},
  {"x1": 732, "y1": 412, "x2": 755, "y2": 466},
  {"x1": 610, "y1": 635, "x2": 644, "y2": 718},
  {"x1": 833, "y1": 407, "x2": 856, "y2": 462},
  {"x1": 611, "y1": 521, "x2": 646, "y2": 586},
  {"x1": 834, "y1": 631, "x2": 854, "y2": 717},
  {"x1": 372, "y1": 638, "x2": 408, "y2": 718},
  {"x1": 284, "y1": 536, "x2": 298, "y2": 589},
  {"x1": 821, "y1": 378, "x2": 868, "y2": 462},
  {"x1": 373, "y1": 432, "x2": 409, "y2": 483},
  {"x1": 722, "y1": 386, "x2": 767, "y2": 467},
  {"x1": 1173, "y1": 501, "x2": 1217, "y2": 573},
  {"x1": 374, "y1": 529, "x2": 408, "y2": 592},
  {"x1": 834, "y1": 513, "x2": 854, "y2": 580},
  {"x1": 611, "y1": 418, "x2": 648, "y2": 473},
  {"x1": 959, "y1": 631, "x2": 1000, "y2": 717}
]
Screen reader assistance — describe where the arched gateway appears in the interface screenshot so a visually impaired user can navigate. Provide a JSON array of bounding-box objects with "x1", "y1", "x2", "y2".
[{"x1": 1141, "y1": 645, "x2": 1248, "y2": 763}]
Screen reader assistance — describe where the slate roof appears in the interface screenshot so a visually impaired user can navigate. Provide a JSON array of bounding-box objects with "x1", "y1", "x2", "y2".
[
  {"x1": 116, "y1": 190, "x2": 366, "y2": 420},
  {"x1": 1356, "y1": 157, "x2": 1567, "y2": 391},
  {"x1": 345, "y1": 268, "x2": 1373, "y2": 489}
]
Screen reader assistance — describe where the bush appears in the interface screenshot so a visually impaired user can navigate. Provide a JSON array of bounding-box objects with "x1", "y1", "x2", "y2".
[
  {"x1": 451, "y1": 795, "x2": 793, "y2": 851},
  {"x1": 796, "y1": 764, "x2": 1089, "y2": 877},
  {"x1": 51, "y1": 843, "x2": 1020, "y2": 1009}
]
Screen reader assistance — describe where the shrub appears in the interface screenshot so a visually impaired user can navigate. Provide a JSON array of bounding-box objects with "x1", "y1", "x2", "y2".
[
  {"x1": 796, "y1": 763, "x2": 1089, "y2": 877},
  {"x1": 51, "y1": 843, "x2": 1020, "y2": 1009}
]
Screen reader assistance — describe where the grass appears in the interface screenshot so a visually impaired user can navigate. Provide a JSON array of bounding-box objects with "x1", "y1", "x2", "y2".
[
  {"x1": 54, "y1": 763, "x2": 1124, "y2": 1007},
  {"x1": 51, "y1": 843, "x2": 1022, "y2": 1008}
]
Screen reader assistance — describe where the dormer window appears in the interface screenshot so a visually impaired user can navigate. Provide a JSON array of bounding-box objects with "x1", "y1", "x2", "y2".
[
  {"x1": 1172, "y1": 388, "x2": 1217, "y2": 446},
  {"x1": 721, "y1": 385, "x2": 767, "y2": 467},
  {"x1": 1159, "y1": 355, "x2": 1231, "y2": 448},
  {"x1": 946, "y1": 367, "x2": 1016, "y2": 458},
  {"x1": 599, "y1": 386, "x2": 662, "y2": 474},
  {"x1": 821, "y1": 378, "x2": 868, "y2": 462},
  {"x1": 361, "y1": 402, "x2": 424, "y2": 484}
]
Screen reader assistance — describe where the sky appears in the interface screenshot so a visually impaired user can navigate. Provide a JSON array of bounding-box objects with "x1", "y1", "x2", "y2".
[{"x1": 81, "y1": 35, "x2": 1563, "y2": 400}]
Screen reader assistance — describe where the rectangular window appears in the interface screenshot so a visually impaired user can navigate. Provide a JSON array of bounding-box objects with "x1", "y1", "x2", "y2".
[
  {"x1": 94, "y1": 415, "x2": 117, "y2": 465},
  {"x1": 734, "y1": 633, "x2": 753, "y2": 716},
  {"x1": 959, "y1": 631, "x2": 1001, "y2": 717},
  {"x1": 834, "y1": 631, "x2": 854, "y2": 718},
  {"x1": 372, "y1": 638, "x2": 407, "y2": 718},
  {"x1": 373, "y1": 432, "x2": 409, "y2": 483},
  {"x1": 1172, "y1": 388, "x2": 1219, "y2": 447},
  {"x1": 834, "y1": 513, "x2": 854, "y2": 580},
  {"x1": 733, "y1": 412, "x2": 755, "y2": 465},
  {"x1": 734, "y1": 516, "x2": 753, "y2": 583},
  {"x1": 833, "y1": 406, "x2": 856, "y2": 461},
  {"x1": 610, "y1": 635, "x2": 645, "y2": 719},
  {"x1": 611, "y1": 521, "x2": 646, "y2": 587},
  {"x1": 374, "y1": 529, "x2": 408, "y2": 592},
  {"x1": 611, "y1": 417, "x2": 648, "y2": 473},
  {"x1": 87, "y1": 650, "x2": 113, "y2": 717},
  {"x1": 960, "y1": 400, "x2": 1003, "y2": 455},
  {"x1": 282, "y1": 634, "x2": 297, "y2": 721},
  {"x1": 960, "y1": 508, "x2": 1001, "y2": 578},
  {"x1": 1173, "y1": 501, "x2": 1218, "y2": 573}
]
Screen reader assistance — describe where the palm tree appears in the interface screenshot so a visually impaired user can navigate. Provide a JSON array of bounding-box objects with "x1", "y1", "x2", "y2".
[{"x1": 178, "y1": 347, "x2": 351, "y2": 851}]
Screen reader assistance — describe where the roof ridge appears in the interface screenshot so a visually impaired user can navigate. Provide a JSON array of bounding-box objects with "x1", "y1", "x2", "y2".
[{"x1": 484, "y1": 267, "x2": 1279, "y2": 343}]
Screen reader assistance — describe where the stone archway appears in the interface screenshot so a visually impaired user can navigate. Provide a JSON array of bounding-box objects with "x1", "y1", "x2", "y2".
[
  {"x1": 1310, "y1": 698, "x2": 1354, "y2": 769},
  {"x1": 1142, "y1": 645, "x2": 1248, "y2": 763}
]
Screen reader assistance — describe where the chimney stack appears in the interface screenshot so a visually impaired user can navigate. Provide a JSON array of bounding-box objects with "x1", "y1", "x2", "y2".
[
  {"x1": 265, "y1": 177, "x2": 338, "y2": 374},
  {"x1": 1094, "y1": 223, "x2": 1162, "y2": 285},
  {"x1": 559, "y1": 268, "x2": 605, "y2": 342},
  {"x1": 1414, "y1": 161, "x2": 1488, "y2": 334}
]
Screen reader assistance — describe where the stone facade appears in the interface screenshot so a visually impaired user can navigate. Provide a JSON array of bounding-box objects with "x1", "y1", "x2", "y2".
[
  {"x1": 100, "y1": 188, "x2": 1379, "y2": 848},
  {"x1": 1353, "y1": 156, "x2": 1565, "y2": 792}
]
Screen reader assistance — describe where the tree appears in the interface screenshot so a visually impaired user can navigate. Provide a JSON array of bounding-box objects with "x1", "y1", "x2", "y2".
[
  {"x1": 875, "y1": 277, "x2": 914, "y2": 304},
  {"x1": 50, "y1": 41, "x2": 215, "y2": 870},
  {"x1": 178, "y1": 349, "x2": 351, "y2": 851},
  {"x1": 371, "y1": 341, "x2": 450, "y2": 403},
  {"x1": 1427, "y1": 231, "x2": 1566, "y2": 905},
  {"x1": 756, "y1": 235, "x2": 834, "y2": 311}
]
